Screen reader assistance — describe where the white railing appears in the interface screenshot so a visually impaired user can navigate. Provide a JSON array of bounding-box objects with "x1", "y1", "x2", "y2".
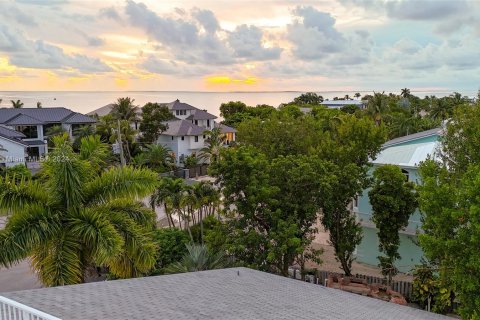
[{"x1": 0, "y1": 296, "x2": 61, "y2": 320}]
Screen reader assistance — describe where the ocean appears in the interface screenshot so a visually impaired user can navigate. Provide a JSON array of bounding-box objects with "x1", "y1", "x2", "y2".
[{"x1": 0, "y1": 90, "x2": 475, "y2": 117}]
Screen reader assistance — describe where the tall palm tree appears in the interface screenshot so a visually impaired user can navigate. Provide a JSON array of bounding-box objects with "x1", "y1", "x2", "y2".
[
  {"x1": 163, "y1": 244, "x2": 230, "y2": 274},
  {"x1": 135, "y1": 144, "x2": 175, "y2": 173},
  {"x1": 111, "y1": 97, "x2": 139, "y2": 122},
  {"x1": 401, "y1": 88, "x2": 411, "y2": 98},
  {"x1": 0, "y1": 135, "x2": 159, "y2": 286},
  {"x1": 199, "y1": 128, "x2": 226, "y2": 163},
  {"x1": 11, "y1": 100, "x2": 24, "y2": 109},
  {"x1": 150, "y1": 177, "x2": 185, "y2": 228},
  {"x1": 367, "y1": 92, "x2": 389, "y2": 126},
  {"x1": 78, "y1": 135, "x2": 111, "y2": 173},
  {"x1": 192, "y1": 181, "x2": 219, "y2": 244}
]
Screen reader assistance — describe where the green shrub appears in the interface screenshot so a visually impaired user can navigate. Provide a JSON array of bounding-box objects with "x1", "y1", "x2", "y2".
[{"x1": 151, "y1": 228, "x2": 189, "y2": 275}]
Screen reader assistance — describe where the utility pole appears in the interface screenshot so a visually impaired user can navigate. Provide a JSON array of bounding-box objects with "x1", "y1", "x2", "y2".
[{"x1": 117, "y1": 119, "x2": 126, "y2": 167}]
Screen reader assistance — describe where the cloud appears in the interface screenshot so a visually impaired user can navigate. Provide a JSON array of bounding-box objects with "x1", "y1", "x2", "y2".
[
  {"x1": 0, "y1": 23, "x2": 111, "y2": 73},
  {"x1": 192, "y1": 9, "x2": 219, "y2": 33},
  {"x1": 15, "y1": 0, "x2": 68, "y2": 5},
  {"x1": 99, "y1": 7, "x2": 122, "y2": 22},
  {"x1": 86, "y1": 36, "x2": 105, "y2": 47},
  {"x1": 8, "y1": 5, "x2": 38, "y2": 27},
  {"x1": 385, "y1": 0, "x2": 468, "y2": 20},
  {"x1": 228, "y1": 25, "x2": 282, "y2": 60}
]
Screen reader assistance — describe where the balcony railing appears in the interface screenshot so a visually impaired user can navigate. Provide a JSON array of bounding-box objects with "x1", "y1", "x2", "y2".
[{"x1": 0, "y1": 296, "x2": 61, "y2": 320}]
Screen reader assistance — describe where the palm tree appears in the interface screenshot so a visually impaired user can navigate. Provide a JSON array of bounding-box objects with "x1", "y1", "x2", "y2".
[
  {"x1": 430, "y1": 98, "x2": 453, "y2": 121},
  {"x1": 11, "y1": 100, "x2": 24, "y2": 109},
  {"x1": 78, "y1": 135, "x2": 111, "y2": 173},
  {"x1": 0, "y1": 135, "x2": 159, "y2": 286},
  {"x1": 111, "y1": 97, "x2": 139, "y2": 122},
  {"x1": 135, "y1": 144, "x2": 175, "y2": 173},
  {"x1": 344, "y1": 94, "x2": 350, "y2": 100},
  {"x1": 36, "y1": 102, "x2": 42, "y2": 108},
  {"x1": 163, "y1": 244, "x2": 230, "y2": 274},
  {"x1": 199, "y1": 128, "x2": 226, "y2": 163},
  {"x1": 366, "y1": 92, "x2": 389, "y2": 126},
  {"x1": 45, "y1": 125, "x2": 68, "y2": 147},
  {"x1": 192, "y1": 181, "x2": 219, "y2": 244},
  {"x1": 354, "y1": 93, "x2": 361, "y2": 99},
  {"x1": 150, "y1": 177, "x2": 185, "y2": 228},
  {"x1": 401, "y1": 88, "x2": 411, "y2": 98}
]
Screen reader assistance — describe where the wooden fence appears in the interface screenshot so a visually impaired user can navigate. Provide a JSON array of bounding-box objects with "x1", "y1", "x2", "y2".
[{"x1": 288, "y1": 268, "x2": 414, "y2": 301}]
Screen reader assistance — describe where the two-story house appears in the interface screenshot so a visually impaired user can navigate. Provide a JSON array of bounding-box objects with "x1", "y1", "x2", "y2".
[
  {"x1": 0, "y1": 107, "x2": 96, "y2": 164},
  {"x1": 160, "y1": 100, "x2": 236, "y2": 164},
  {"x1": 0, "y1": 126, "x2": 28, "y2": 168},
  {"x1": 352, "y1": 128, "x2": 442, "y2": 273}
]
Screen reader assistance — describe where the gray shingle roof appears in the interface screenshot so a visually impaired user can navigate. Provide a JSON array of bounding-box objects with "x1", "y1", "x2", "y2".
[
  {"x1": 186, "y1": 109, "x2": 217, "y2": 120},
  {"x1": 167, "y1": 99, "x2": 198, "y2": 111},
  {"x1": 163, "y1": 120, "x2": 205, "y2": 136},
  {"x1": 383, "y1": 127, "x2": 442, "y2": 148},
  {"x1": 0, "y1": 108, "x2": 95, "y2": 125},
  {"x1": 0, "y1": 126, "x2": 26, "y2": 139},
  {"x1": 63, "y1": 113, "x2": 97, "y2": 124},
  {"x1": 215, "y1": 123, "x2": 237, "y2": 133},
  {"x1": 5, "y1": 114, "x2": 45, "y2": 125},
  {"x1": 2, "y1": 268, "x2": 449, "y2": 320}
]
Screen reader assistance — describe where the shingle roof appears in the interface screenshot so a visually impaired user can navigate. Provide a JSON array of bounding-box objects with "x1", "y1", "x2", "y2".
[
  {"x1": 63, "y1": 113, "x2": 97, "y2": 124},
  {"x1": 163, "y1": 120, "x2": 205, "y2": 136},
  {"x1": 5, "y1": 114, "x2": 45, "y2": 125},
  {"x1": 383, "y1": 127, "x2": 442, "y2": 148},
  {"x1": 2, "y1": 268, "x2": 449, "y2": 320},
  {"x1": 186, "y1": 109, "x2": 217, "y2": 120},
  {"x1": 215, "y1": 123, "x2": 237, "y2": 133},
  {"x1": 0, "y1": 108, "x2": 95, "y2": 125},
  {"x1": 0, "y1": 126, "x2": 26, "y2": 139},
  {"x1": 167, "y1": 99, "x2": 198, "y2": 111}
]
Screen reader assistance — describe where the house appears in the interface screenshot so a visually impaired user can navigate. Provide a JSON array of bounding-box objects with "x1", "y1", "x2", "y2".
[
  {"x1": 0, "y1": 108, "x2": 96, "y2": 161},
  {"x1": 321, "y1": 100, "x2": 366, "y2": 109},
  {"x1": 0, "y1": 268, "x2": 448, "y2": 320},
  {"x1": 88, "y1": 100, "x2": 237, "y2": 165},
  {"x1": 0, "y1": 126, "x2": 28, "y2": 168},
  {"x1": 353, "y1": 128, "x2": 442, "y2": 273}
]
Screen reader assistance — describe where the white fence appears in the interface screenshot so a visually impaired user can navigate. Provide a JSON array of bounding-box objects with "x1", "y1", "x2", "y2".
[{"x1": 0, "y1": 296, "x2": 61, "y2": 320}]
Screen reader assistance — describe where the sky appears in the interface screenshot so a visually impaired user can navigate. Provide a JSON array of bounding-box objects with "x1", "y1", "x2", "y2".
[{"x1": 0, "y1": 0, "x2": 479, "y2": 92}]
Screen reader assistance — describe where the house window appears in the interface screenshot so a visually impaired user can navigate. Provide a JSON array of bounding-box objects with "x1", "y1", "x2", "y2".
[
  {"x1": 181, "y1": 136, "x2": 184, "y2": 141},
  {"x1": 16, "y1": 125, "x2": 38, "y2": 139},
  {"x1": 195, "y1": 120, "x2": 198, "y2": 125},
  {"x1": 195, "y1": 136, "x2": 199, "y2": 142},
  {"x1": 203, "y1": 135, "x2": 206, "y2": 139},
  {"x1": 207, "y1": 120, "x2": 210, "y2": 127},
  {"x1": 171, "y1": 136, "x2": 174, "y2": 140},
  {"x1": 401, "y1": 169, "x2": 409, "y2": 181},
  {"x1": 176, "y1": 110, "x2": 180, "y2": 116}
]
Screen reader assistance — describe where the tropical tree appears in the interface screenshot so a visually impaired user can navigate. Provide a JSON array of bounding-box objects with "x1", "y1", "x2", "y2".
[
  {"x1": 11, "y1": 100, "x2": 24, "y2": 109},
  {"x1": 199, "y1": 128, "x2": 226, "y2": 163},
  {"x1": 401, "y1": 88, "x2": 411, "y2": 98},
  {"x1": 139, "y1": 103, "x2": 172, "y2": 143},
  {"x1": 45, "y1": 125, "x2": 68, "y2": 147},
  {"x1": 163, "y1": 244, "x2": 231, "y2": 274},
  {"x1": 369, "y1": 165, "x2": 417, "y2": 285},
  {"x1": 0, "y1": 135, "x2": 159, "y2": 286},
  {"x1": 78, "y1": 135, "x2": 111, "y2": 173},
  {"x1": 135, "y1": 144, "x2": 175, "y2": 173},
  {"x1": 292, "y1": 92, "x2": 324, "y2": 105},
  {"x1": 36, "y1": 102, "x2": 42, "y2": 108},
  {"x1": 354, "y1": 92, "x2": 361, "y2": 99},
  {"x1": 73, "y1": 125, "x2": 95, "y2": 150},
  {"x1": 111, "y1": 97, "x2": 139, "y2": 122},
  {"x1": 366, "y1": 92, "x2": 389, "y2": 126},
  {"x1": 150, "y1": 177, "x2": 185, "y2": 228}
]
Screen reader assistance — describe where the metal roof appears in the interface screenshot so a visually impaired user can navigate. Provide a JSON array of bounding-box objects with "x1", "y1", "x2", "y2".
[
  {"x1": 373, "y1": 141, "x2": 440, "y2": 167},
  {"x1": 186, "y1": 109, "x2": 217, "y2": 120},
  {"x1": 321, "y1": 100, "x2": 365, "y2": 107},
  {"x1": 63, "y1": 113, "x2": 97, "y2": 124},
  {"x1": 2, "y1": 268, "x2": 449, "y2": 320},
  {"x1": 383, "y1": 127, "x2": 442, "y2": 148},
  {"x1": 0, "y1": 108, "x2": 95, "y2": 125},
  {"x1": 23, "y1": 140, "x2": 47, "y2": 146},
  {"x1": 163, "y1": 120, "x2": 205, "y2": 136},
  {"x1": 5, "y1": 114, "x2": 45, "y2": 125}
]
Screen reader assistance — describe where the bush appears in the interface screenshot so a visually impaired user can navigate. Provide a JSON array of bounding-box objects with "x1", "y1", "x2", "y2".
[
  {"x1": 151, "y1": 228, "x2": 189, "y2": 275},
  {"x1": 0, "y1": 164, "x2": 32, "y2": 181},
  {"x1": 190, "y1": 215, "x2": 222, "y2": 244}
]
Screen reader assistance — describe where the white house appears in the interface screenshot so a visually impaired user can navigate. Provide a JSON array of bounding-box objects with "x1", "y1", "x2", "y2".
[
  {"x1": 0, "y1": 126, "x2": 28, "y2": 168},
  {"x1": 320, "y1": 100, "x2": 366, "y2": 109},
  {"x1": 0, "y1": 107, "x2": 96, "y2": 162}
]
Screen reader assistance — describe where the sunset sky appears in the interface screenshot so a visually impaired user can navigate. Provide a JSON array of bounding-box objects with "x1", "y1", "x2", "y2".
[{"x1": 0, "y1": 0, "x2": 479, "y2": 92}]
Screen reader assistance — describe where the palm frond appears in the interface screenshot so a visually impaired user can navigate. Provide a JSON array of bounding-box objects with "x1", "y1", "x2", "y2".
[
  {"x1": 84, "y1": 166, "x2": 158, "y2": 204},
  {"x1": 0, "y1": 175, "x2": 52, "y2": 214},
  {"x1": 30, "y1": 231, "x2": 83, "y2": 286},
  {"x1": 97, "y1": 199, "x2": 156, "y2": 228},
  {"x1": 0, "y1": 205, "x2": 61, "y2": 267},
  {"x1": 67, "y1": 208, "x2": 124, "y2": 264},
  {"x1": 164, "y1": 244, "x2": 230, "y2": 274}
]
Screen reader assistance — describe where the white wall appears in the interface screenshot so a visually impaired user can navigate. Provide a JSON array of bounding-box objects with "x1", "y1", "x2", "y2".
[
  {"x1": 0, "y1": 137, "x2": 26, "y2": 168},
  {"x1": 157, "y1": 134, "x2": 204, "y2": 165}
]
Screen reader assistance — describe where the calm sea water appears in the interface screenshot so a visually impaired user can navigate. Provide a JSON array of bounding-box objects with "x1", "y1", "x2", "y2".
[{"x1": 0, "y1": 90, "x2": 475, "y2": 117}]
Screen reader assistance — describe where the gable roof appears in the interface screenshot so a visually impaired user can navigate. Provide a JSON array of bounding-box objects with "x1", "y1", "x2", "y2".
[
  {"x1": 5, "y1": 114, "x2": 45, "y2": 125},
  {"x1": 163, "y1": 120, "x2": 205, "y2": 136},
  {"x1": 383, "y1": 127, "x2": 442, "y2": 148},
  {"x1": 0, "y1": 108, "x2": 95, "y2": 125},
  {"x1": 215, "y1": 123, "x2": 237, "y2": 133},
  {"x1": 0, "y1": 126, "x2": 28, "y2": 146},
  {"x1": 166, "y1": 99, "x2": 198, "y2": 111},
  {"x1": 186, "y1": 109, "x2": 217, "y2": 120},
  {"x1": 2, "y1": 268, "x2": 449, "y2": 320}
]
